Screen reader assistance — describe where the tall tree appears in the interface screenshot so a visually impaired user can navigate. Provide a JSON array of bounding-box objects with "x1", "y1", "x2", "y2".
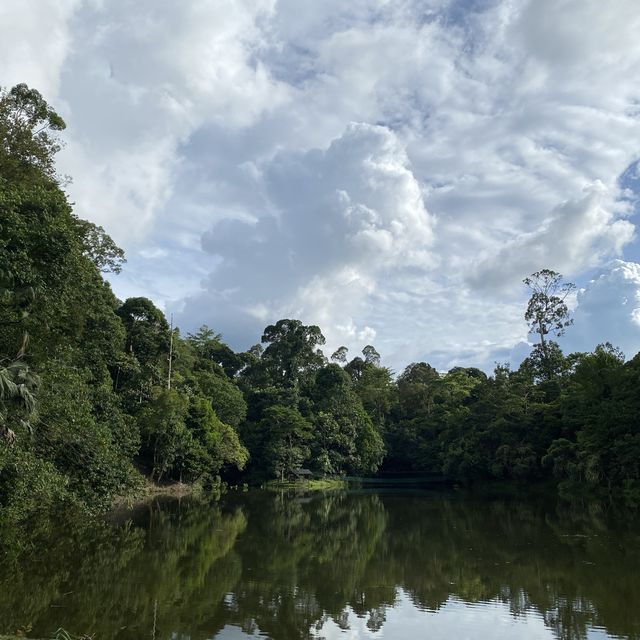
[
  {"x1": 259, "y1": 405, "x2": 313, "y2": 481},
  {"x1": 362, "y1": 345, "x2": 381, "y2": 367},
  {"x1": 260, "y1": 319, "x2": 326, "y2": 390},
  {"x1": 0, "y1": 83, "x2": 66, "y2": 183},
  {"x1": 523, "y1": 269, "x2": 575, "y2": 380},
  {"x1": 115, "y1": 297, "x2": 170, "y2": 406},
  {"x1": 331, "y1": 346, "x2": 349, "y2": 364},
  {"x1": 187, "y1": 325, "x2": 244, "y2": 378},
  {"x1": 311, "y1": 364, "x2": 385, "y2": 475}
]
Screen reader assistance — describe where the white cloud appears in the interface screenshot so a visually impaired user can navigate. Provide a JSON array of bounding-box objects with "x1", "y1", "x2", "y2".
[
  {"x1": 563, "y1": 260, "x2": 640, "y2": 358},
  {"x1": 0, "y1": 0, "x2": 81, "y2": 98},
  {"x1": 471, "y1": 182, "x2": 635, "y2": 291},
  {"x1": 2, "y1": 0, "x2": 640, "y2": 369},
  {"x1": 32, "y1": 0, "x2": 289, "y2": 244},
  {"x1": 180, "y1": 122, "x2": 435, "y2": 353}
]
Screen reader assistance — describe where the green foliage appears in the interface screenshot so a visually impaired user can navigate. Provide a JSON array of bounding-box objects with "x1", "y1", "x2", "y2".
[
  {"x1": 1, "y1": 80, "x2": 640, "y2": 525},
  {"x1": 184, "y1": 395, "x2": 248, "y2": 479},
  {"x1": 0, "y1": 83, "x2": 66, "y2": 184},
  {"x1": 330, "y1": 345, "x2": 349, "y2": 363},
  {"x1": 0, "y1": 357, "x2": 38, "y2": 443},
  {"x1": 187, "y1": 325, "x2": 244, "y2": 377},
  {"x1": 36, "y1": 357, "x2": 140, "y2": 511},
  {"x1": 522, "y1": 340, "x2": 568, "y2": 383},
  {"x1": 311, "y1": 364, "x2": 384, "y2": 475},
  {"x1": 0, "y1": 83, "x2": 143, "y2": 522},
  {"x1": 523, "y1": 269, "x2": 576, "y2": 380},
  {"x1": 257, "y1": 405, "x2": 313, "y2": 481},
  {"x1": 0, "y1": 444, "x2": 69, "y2": 522},
  {"x1": 182, "y1": 326, "x2": 248, "y2": 427},
  {"x1": 138, "y1": 389, "x2": 189, "y2": 481},
  {"x1": 259, "y1": 318, "x2": 326, "y2": 390},
  {"x1": 116, "y1": 297, "x2": 169, "y2": 367},
  {"x1": 137, "y1": 389, "x2": 248, "y2": 484},
  {"x1": 189, "y1": 369, "x2": 247, "y2": 427},
  {"x1": 524, "y1": 269, "x2": 576, "y2": 343},
  {"x1": 353, "y1": 363, "x2": 395, "y2": 429},
  {"x1": 74, "y1": 218, "x2": 126, "y2": 274},
  {"x1": 114, "y1": 297, "x2": 170, "y2": 410}
]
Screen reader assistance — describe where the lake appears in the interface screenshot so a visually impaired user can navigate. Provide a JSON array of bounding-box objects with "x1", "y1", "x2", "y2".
[{"x1": 1, "y1": 487, "x2": 639, "y2": 639}]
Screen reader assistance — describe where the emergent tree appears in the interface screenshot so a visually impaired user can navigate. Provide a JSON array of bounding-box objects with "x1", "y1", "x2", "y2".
[{"x1": 523, "y1": 269, "x2": 575, "y2": 380}]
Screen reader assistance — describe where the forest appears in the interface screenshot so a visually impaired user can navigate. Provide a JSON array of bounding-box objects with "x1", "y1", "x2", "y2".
[{"x1": 2, "y1": 83, "x2": 640, "y2": 526}]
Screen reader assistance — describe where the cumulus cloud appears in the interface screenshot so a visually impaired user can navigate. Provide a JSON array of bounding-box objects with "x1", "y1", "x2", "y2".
[
  {"x1": 471, "y1": 182, "x2": 635, "y2": 290},
  {"x1": 180, "y1": 122, "x2": 434, "y2": 349},
  {"x1": 563, "y1": 261, "x2": 640, "y2": 359},
  {"x1": 0, "y1": 0, "x2": 81, "y2": 98},
  {"x1": 11, "y1": 0, "x2": 290, "y2": 243},
  {"x1": 3, "y1": 0, "x2": 640, "y2": 369}
]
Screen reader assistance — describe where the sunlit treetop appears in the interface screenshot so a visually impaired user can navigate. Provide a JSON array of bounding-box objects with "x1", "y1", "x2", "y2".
[{"x1": 0, "y1": 83, "x2": 66, "y2": 184}]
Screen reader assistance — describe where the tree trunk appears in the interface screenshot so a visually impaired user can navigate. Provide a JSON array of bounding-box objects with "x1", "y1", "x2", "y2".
[{"x1": 538, "y1": 319, "x2": 550, "y2": 379}]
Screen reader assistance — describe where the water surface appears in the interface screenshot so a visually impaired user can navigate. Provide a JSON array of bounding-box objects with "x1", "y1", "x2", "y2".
[{"x1": 1, "y1": 488, "x2": 639, "y2": 639}]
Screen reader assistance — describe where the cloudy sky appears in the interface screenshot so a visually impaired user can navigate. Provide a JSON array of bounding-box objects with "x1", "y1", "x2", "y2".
[{"x1": 3, "y1": 0, "x2": 640, "y2": 371}]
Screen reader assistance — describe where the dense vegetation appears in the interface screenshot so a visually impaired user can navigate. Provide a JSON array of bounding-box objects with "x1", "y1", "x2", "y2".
[{"x1": 1, "y1": 84, "x2": 640, "y2": 524}]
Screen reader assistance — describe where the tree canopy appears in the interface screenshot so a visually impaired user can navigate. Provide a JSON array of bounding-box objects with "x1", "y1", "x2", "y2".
[{"x1": 2, "y1": 83, "x2": 640, "y2": 527}]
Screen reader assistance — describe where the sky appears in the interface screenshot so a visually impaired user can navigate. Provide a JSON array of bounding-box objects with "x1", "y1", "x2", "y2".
[
  {"x1": 218, "y1": 591, "x2": 613, "y2": 640},
  {"x1": 2, "y1": 0, "x2": 640, "y2": 372}
]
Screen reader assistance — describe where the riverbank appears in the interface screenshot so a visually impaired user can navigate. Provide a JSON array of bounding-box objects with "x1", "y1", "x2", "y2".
[
  {"x1": 111, "y1": 475, "x2": 197, "y2": 512},
  {"x1": 265, "y1": 478, "x2": 347, "y2": 491}
]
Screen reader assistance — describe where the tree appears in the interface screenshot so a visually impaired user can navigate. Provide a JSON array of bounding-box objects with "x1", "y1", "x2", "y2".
[
  {"x1": 331, "y1": 346, "x2": 349, "y2": 364},
  {"x1": 115, "y1": 297, "x2": 170, "y2": 405},
  {"x1": 354, "y1": 365, "x2": 395, "y2": 430},
  {"x1": 521, "y1": 341, "x2": 567, "y2": 383},
  {"x1": 116, "y1": 297, "x2": 170, "y2": 361},
  {"x1": 362, "y1": 345, "x2": 381, "y2": 367},
  {"x1": 74, "y1": 218, "x2": 126, "y2": 274},
  {"x1": 396, "y1": 363, "x2": 439, "y2": 416},
  {"x1": 0, "y1": 272, "x2": 38, "y2": 444},
  {"x1": 258, "y1": 405, "x2": 312, "y2": 481},
  {"x1": 189, "y1": 369, "x2": 247, "y2": 428},
  {"x1": 138, "y1": 389, "x2": 189, "y2": 481},
  {"x1": 523, "y1": 269, "x2": 575, "y2": 381},
  {"x1": 311, "y1": 364, "x2": 385, "y2": 475},
  {"x1": 187, "y1": 325, "x2": 244, "y2": 378},
  {"x1": 0, "y1": 358, "x2": 38, "y2": 444},
  {"x1": 344, "y1": 356, "x2": 366, "y2": 381},
  {"x1": 384, "y1": 362, "x2": 440, "y2": 471},
  {"x1": 183, "y1": 396, "x2": 248, "y2": 482},
  {"x1": 0, "y1": 83, "x2": 66, "y2": 183},
  {"x1": 260, "y1": 319, "x2": 326, "y2": 390},
  {"x1": 35, "y1": 358, "x2": 139, "y2": 509}
]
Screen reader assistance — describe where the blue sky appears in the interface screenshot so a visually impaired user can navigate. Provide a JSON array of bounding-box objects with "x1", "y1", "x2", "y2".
[{"x1": 2, "y1": 0, "x2": 640, "y2": 371}]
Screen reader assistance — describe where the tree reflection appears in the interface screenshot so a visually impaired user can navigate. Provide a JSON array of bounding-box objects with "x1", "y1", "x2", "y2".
[
  {"x1": 0, "y1": 490, "x2": 639, "y2": 640},
  {"x1": 0, "y1": 498, "x2": 246, "y2": 639}
]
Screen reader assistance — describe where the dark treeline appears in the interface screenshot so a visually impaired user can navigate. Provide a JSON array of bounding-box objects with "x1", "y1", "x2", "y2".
[{"x1": 2, "y1": 84, "x2": 640, "y2": 524}]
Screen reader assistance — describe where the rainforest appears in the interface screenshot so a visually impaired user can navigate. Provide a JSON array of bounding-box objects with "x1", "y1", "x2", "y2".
[{"x1": 2, "y1": 84, "x2": 640, "y2": 531}]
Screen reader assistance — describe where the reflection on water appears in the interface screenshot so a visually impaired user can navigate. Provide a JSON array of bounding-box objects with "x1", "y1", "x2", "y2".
[{"x1": 1, "y1": 489, "x2": 639, "y2": 639}]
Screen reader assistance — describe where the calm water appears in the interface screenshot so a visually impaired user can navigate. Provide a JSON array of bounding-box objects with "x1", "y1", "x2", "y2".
[{"x1": 1, "y1": 488, "x2": 639, "y2": 640}]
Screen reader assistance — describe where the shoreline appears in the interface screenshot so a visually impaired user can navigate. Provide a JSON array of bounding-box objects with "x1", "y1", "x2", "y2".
[
  {"x1": 264, "y1": 478, "x2": 348, "y2": 491},
  {"x1": 110, "y1": 477, "x2": 197, "y2": 514}
]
